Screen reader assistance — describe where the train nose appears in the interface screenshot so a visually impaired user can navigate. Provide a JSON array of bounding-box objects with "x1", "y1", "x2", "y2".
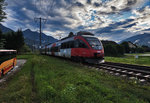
[
  {"x1": 94, "y1": 50, "x2": 104, "y2": 58},
  {"x1": 94, "y1": 53, "x2": 101, "y2": 58}
]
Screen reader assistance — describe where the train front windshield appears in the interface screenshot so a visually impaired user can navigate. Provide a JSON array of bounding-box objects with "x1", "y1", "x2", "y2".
[{"x1": 85, "y1": 37, "x2": 103, "y2": 50}]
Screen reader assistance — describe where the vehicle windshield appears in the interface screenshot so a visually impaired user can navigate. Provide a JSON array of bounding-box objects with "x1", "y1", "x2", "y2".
[
  {"x1": 0, "y1": 51, "x2": 16, "y2": 64},
  {"x1": 85, "y1": 37, "x2": 103, "y2": 50}
]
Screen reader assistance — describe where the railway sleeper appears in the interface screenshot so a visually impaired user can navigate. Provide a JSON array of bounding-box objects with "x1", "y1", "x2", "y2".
[{"x1": 94, "y1": 65, "x2": 150, "y2": 83}]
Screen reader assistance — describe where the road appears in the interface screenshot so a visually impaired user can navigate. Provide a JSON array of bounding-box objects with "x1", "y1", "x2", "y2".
[
  {"x1": 139, "y1": 54, "x2": 150, "y2": 56},
  {"x1": 0, "y1": 59, "x2": 27, "y2": 83},
  {"x1": 126, "y1": 54, "x2": 150, "y2": 57}
]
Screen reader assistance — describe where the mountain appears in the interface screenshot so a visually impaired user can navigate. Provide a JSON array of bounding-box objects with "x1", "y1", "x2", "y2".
[
  {"x1": 121, "y1": 33, "x2": 150, "y2": 47},
  {"x1": 0, "y1": 23, "x2": 13, "y2": 33},
  {"x1": 0, "y1": 24, "x2": 58, "y2": 48},
  {"x1": 23, "y1": 29, "x2": 58, "y2": 47}
]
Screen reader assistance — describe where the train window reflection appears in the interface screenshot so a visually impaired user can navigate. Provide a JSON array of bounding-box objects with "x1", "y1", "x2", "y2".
[{"x1": 85, "y1": 37, "x2": 102, "y2": 50}]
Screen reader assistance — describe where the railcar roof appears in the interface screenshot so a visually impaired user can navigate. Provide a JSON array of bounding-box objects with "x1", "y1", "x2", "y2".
[
  {"x1": 81, "y1": 35, "x2": 97, "y2": 38},
  {"x1": 0, "y1": 49, "x2": 17, "y2": 52}
]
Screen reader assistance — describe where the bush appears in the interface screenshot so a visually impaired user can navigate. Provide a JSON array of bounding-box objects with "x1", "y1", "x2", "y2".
[
  {"x1": 103, "y1": 43, "x2": 125, "y2": 56},
  {"x1": 19, "y1": 44, "x2": 32, "y2": 54}
]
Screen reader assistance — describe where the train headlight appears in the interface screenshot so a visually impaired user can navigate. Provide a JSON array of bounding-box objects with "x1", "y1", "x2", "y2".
[{"x1": 97, "y1": 51, "x2": 101, "y2": 53}]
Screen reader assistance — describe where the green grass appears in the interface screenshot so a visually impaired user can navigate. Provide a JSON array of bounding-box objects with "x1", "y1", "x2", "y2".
[
  {"x1": 105, "y1": 56, "x2": 150, "y2": 66},
  {"x1": 0, "y1": 55, "x2": 33, "y2": 103},
  {"x1": 0, "y1": 55, "x2": 150, "y2": 103}
]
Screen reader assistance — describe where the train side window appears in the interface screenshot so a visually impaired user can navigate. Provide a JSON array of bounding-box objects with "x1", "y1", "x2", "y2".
[
  {"x1": 66, "y1": 42, "x2": 69, "y2": 48},
  {"x1": 55, "y1": 46, "x2": 59, "y2": 52},
  {"x1": 61, "y1": 43, "x2": 63, "y2": 49},
  {"x1": 65, "y1": 42, "x2": 68, "y2": 48},
  {"x1": 70, "y1": 41, "x2": 74, "y2": 48},
  {"x1": 68, "y1": 41, "x2": 71, "y2": 48},
  {"x1": 58, "y1": 46, "x2": 60, "y2": 52},
  {"x1": 74, "y1": 39, "x2": 79, "y2": 48},
  {"x1": 63, "y1": 43, "x2": 65, "y2": 49},
  {"x1": 61, "y1": 43, "x2": 64, "y2": 49}
]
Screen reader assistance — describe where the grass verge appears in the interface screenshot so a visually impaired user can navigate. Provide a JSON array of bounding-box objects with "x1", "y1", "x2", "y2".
[
  {"x1": 105, "y1": 56, "x2": 150, "y2": 66},
  {"x1": 0, "y1": 55, "x2": 150, "y2": 103}
]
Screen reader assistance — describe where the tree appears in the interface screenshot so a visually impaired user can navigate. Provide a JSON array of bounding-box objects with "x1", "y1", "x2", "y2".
[
  {"x1": 141, "y1": 45, "x2": 150, "y2": 52},
  {"x1": 0, "y1": 29, "x2": 2, "y2": 39},
  {"x1": 121, "y1": 42, "x2": 130, "y2": 53},
  {"x1": 104, "y1": 44, "x2": 118, "y2": 56},
  {"x1": 102, "y1": 40, "x2": 125, "y2": 56},
  {"x1": 0, "y1": 0, "x2": 6, "y2": 22},
  {"x1": 0, "y1": 29, "x2": 6, "y2": 49},
  {"x1": 15, "y1": 29, "x2": 25, "y2": 51},
  {"x1": 116, "y1": 45, "x2": 124, "y2": 55},
  {"x1": 136, "y1": 47, "x2": 144, "y2": 53},
  {"x1": 19, "y1": 44, "x2": 31, "y2": 53},
  {"x1": 4, "y1": 30, "x2": 25, "y2": 52},
  {"x1": 68, "y1": 32, "x2": 74, "y2": 37}
]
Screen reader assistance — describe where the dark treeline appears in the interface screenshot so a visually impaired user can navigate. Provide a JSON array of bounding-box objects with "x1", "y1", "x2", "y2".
[
  {"x1": 120, "y1": 41, "x2": 150, "y2": 53},
  {"x1": 102, "y1": 40, "x2": 150, "y2": 57},
  {"x1": 102, "y1": 41, "x2": 124, "y2": 56},
  {"x1": 0, "y1": 29, "x2": 31, "y2": 53}
]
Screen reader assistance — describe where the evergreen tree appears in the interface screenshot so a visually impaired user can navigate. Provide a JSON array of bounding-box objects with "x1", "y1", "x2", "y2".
[
  {"x1": 0, "y1": 29, "x2": 5, "y2": 49},
  {"x1": 15, "y1": 29, "x2": 25, "y2": 52},
  {"x1": 4, "y1": 30, "x2": 25, "y2": 52},
  {"x1": 0, "y1": 0, "x2": 6, "y2": 22}
]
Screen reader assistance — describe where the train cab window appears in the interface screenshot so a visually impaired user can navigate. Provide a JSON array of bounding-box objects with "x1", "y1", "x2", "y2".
[
  {"x1": 79, "y1": 40, "x2": 87, "y2": 48},
  {"x1": 74, "y1": 39, "x2": 87, "y2": 48}
]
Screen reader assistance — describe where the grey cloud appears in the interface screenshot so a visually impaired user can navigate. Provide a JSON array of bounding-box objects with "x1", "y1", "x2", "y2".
[
  {"x1": 94, "y1": 2, "x2": 102, "y2": 7},
  {"x1": 73, "y1": 2, "x2": 84, "y2": 7},
  {"x1": 127, "y1": 0, "x2": 137, "y2": 5},
  {"x1": 3, "y1": 0, "x2": 150, "y2": 42},
  {"x1": 87, "y1": 0, "x2": 91, "y2": 4},
  {"x1": 111, "y1": 6, "x2": 116, "y2": 11}
]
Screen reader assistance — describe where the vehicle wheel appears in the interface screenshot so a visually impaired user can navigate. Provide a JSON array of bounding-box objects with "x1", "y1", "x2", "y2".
[
  {"x1": 78, "y1": 57, "x2": 83, "y2": 63},
  {"x1": 81, "y1": 57, "x2": 85, "y2": 63},
  {"x1": 13, "y1": 63, "x2": 15, "y2": 69},
  {"x1": 72, "y1": 56, "x2": 78, "y2": 62},
  {"x1": 71, "y1": 56, "x2": 75, "y2": 61}
]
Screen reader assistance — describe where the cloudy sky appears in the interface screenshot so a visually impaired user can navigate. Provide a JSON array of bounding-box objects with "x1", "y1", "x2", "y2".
[{"x1": 2, "y1": 0, "x2": 150, "y2": 42}]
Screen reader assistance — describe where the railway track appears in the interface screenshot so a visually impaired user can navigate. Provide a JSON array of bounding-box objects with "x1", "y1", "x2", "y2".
[{"x1": 89, "y1": 62, "x2": 150, "y2": 83}]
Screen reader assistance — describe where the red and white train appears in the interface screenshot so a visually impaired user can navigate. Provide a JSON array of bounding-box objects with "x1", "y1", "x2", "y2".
[{"x1": 42, "y1": 31, "x2": 104, "y2": 64}]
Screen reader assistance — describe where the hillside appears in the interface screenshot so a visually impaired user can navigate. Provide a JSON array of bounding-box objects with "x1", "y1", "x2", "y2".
[
  {"x1": 0, "y1": 24, "x2": 13, "y2": 33},
  {"x1": 121, "y1": 33, "x2": 150, "y2": 47},
  {"x1": 23, "y1": 29, "x2": 57, "y2": 47}
]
